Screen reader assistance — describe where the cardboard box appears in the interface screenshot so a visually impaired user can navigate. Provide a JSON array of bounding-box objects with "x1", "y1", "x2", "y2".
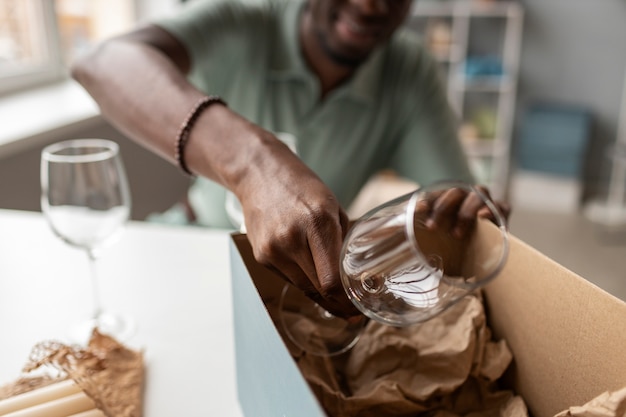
[{"x1": 229, "y1": 232, "x2": 626, "y2": 417}]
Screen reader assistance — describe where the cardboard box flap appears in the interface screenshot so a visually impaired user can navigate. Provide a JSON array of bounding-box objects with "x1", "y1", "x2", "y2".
[{"x1": 484, "y1": 234, "x2": 626, "y2": 417}]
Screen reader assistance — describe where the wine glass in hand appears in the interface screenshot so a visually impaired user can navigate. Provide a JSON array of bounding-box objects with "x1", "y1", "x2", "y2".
[
  {"x1": 280, "y1": 181, "x2": 509, "y2": 356},
  {"x1": 41, "y1": 138, "x2": 134, "y2": 343},
  {"x1": 340, "y1": 181, "x2": 509, "y2": 326}
]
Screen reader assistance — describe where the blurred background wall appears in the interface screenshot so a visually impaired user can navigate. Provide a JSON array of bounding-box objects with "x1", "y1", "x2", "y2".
[
  {"x1": 0, "y1": 0, "x2": 625, "y2": 297},
  {"x1": 515, "y1": 0, "x2": 626, "y2": 201}
]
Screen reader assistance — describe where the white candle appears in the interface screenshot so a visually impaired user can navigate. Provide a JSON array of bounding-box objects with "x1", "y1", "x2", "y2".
[
  {"x1": 0, "y1": 379, "x2": 81, "y2": 415},
  {"x1": 2, "y1": 392, "x2": 96, "y2": 417},
  {"x1": 67, "y1": 409, "x2": 106, "y2": 417}
]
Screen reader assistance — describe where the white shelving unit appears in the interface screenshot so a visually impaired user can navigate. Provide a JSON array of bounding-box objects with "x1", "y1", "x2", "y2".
[{"x1": 407, "y1": 0, "x2": 524, "y2": 200}]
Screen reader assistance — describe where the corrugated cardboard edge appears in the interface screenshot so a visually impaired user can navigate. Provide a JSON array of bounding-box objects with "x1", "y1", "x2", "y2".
[
  {"x1": 484, "y1": 234, "x2": 626, "y2": 417},
  {"x1": 229, "y1": 234, "x2": 328, "y2": 417}
]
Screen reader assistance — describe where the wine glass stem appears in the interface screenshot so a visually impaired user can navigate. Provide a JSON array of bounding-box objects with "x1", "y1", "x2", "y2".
[{"x1": 87, "y1": 249, "x2": 103, "y2": 322}]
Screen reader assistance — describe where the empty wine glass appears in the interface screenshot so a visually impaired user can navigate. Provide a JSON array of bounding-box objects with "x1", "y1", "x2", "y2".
[
  {"x1": 41, "y1": 138, "x2": 134, "y2": 343},
  {"x1": 280, "y1": 180, "x2": 509, "y2": 356}
]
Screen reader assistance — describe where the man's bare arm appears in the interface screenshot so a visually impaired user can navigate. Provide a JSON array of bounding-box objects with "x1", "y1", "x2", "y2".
[{"x1": 71, "y1": 25, "x2": 358, "y2": 317}]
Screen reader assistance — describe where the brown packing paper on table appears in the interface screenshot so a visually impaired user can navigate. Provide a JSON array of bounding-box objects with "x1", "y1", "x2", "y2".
[{"x1": 0, "y1": 329, "x2": 144, "y2": 417}]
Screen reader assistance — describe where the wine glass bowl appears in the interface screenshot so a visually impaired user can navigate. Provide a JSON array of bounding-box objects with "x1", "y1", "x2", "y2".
[
  {"x1": 41, "y1": 140, "x2": 130, "y2": 252},
  {"x1": 340, "y1": 181, "x2": 509, "y2": 327},
  {"x1": 40, "y1": 138, "x2": 134, "y2": 343},
  {"x1": 280, "y1": 180, "x2": 509, "y2": 355}
]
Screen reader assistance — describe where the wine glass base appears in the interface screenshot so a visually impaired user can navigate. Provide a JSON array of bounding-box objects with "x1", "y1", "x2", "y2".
[{"x1": 67, "y1": 313, "x2": 136, "y2": 346}]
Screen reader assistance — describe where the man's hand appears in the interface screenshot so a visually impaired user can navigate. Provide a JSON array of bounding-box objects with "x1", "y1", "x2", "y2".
[
  {"x1": 236, "y1": 131, "x2": 360, "y2": 318},
  {"x1": 417, "y1": 184, "x2": 511, "y2": 238}
]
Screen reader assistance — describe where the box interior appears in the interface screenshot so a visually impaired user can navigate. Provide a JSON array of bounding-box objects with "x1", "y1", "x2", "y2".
[{"x1": 230, "y1": 231, "x2": 626, "y2": 417}]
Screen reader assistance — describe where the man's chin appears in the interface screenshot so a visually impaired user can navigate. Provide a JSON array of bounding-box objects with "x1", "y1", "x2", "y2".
[
  {"x1": 329, "y1": 52, "x2": 366, "y2": 68},
  {"x1": 323, "y1": 44, "x2": 370, "y2": 68},
  {"x1": 316, "y1": 31, "x2": 370, "y2": 68}
]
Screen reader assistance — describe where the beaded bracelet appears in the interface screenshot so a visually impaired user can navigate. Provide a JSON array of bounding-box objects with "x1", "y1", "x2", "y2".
[{"x1": 175, "y1": 95, "x2": 227, "y2": 176}]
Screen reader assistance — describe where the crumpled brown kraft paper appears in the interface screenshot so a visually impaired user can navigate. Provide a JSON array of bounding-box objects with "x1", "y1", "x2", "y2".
[
  {"x1": 274, "y1": 291, "x2": 529, "y2": 417},
  {"x1": 275, "y1": 288, "x2": 626, "y2": 417},
  {"x1": 0, "y1": 329, "x2": 144, "y2": 417},
  {"x1": 554, "y1": 387, "x2": 626, "y2": 417}
]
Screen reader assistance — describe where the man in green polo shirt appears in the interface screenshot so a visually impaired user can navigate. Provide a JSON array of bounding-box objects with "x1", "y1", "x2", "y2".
[{"x1": 71, "y1": 0, "x2": 508, "y2": 318}]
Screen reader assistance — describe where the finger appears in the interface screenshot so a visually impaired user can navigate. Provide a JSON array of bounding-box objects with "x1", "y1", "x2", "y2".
[
  {"x1": 306, "y1": 210, "x2": 361, "y2": 318},
  {"x1": 339, "y1": 208, "x2": 350, "y2": 239},
  {"x1": 427, "y1": 187, "x2": 467, "y2": 232},
  {"x1": 414, "y1": 189, "x2": 442, "y2": 226},
  {"x1": 264, "y1": 249, "x2": 354, "y2": 318},
  {"x1": 266, "y1": 206, "x2": 358, "y2": 318},
  {"x1": 264, "y1": 264, "x2": 308, "y2": 288},
  {"x1": 286, "y1": 249, "x2": 357, "y2": 319},
  {"x1": 265, "y1": 260, "x2": 313, "y2": 292},
  {"x1": 250, "y1": 224, "x2": 317, "y2": 292},
  {"x1": 452, "y1": 188, "x2": 488, "y2": 239},
  {"x1": 266, "y1": 259, "x2": 350, "y2": 319},
  {"x1": 475, "y1": 197, "x2": 510, "y2": 223},
  {"x1": 478, "y1": 200, "x2": 511, "y2": 225}
]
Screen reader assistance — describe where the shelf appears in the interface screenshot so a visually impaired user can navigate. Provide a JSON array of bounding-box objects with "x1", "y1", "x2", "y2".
[
  {"x1": 453, "y1": 74, "x2": 514, "y2": 93},
  {"x1": 430, "y1": 45, "x2": 464, "y2": 63},
  {"x1": 467, "y1": 156, "x2": 495, "y2": 186},
  {"x1": 469, "y1": 2, "x2": 523, "y2": 18},
  {"x1": 461, "y1": 138, "x2": 507, "y2": 157},
  {"x1": 414, "y1": 0, "x2": 522, "y2": 18},
  {"x1": 408, "y1": 0, "x2": 523, "y2": 200},
  {"x1": 412, "y1": 1, "x2": 456, "y2": 17}
]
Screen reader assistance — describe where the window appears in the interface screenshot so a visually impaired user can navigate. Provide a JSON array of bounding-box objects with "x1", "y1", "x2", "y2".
[
  {"x1": 0, "y1": 0, "x2": 136, "y2": 96},
  {"x1": 0, "y1": 0, "x2": 60, "y2": 94}
]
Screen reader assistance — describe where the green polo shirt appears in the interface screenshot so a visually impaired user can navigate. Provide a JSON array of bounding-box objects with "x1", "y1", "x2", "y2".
[{"x1": 156, "y1": 0, "x2": 473, "y2": 228}]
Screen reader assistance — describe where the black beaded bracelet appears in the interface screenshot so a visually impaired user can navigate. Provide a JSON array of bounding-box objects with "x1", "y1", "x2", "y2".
[{"x1": 175, "y1": 95, "x2": 227, "y2": 176}]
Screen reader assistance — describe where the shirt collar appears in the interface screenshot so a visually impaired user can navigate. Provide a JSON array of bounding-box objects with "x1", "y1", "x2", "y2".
[{"x1": 269, "y1": 0, "x2": 385, "y2": 104}]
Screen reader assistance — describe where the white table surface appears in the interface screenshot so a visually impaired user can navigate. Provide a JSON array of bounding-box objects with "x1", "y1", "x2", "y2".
[{"x1": 0, "y1": 209, "x2": 243, "y2": 417}]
